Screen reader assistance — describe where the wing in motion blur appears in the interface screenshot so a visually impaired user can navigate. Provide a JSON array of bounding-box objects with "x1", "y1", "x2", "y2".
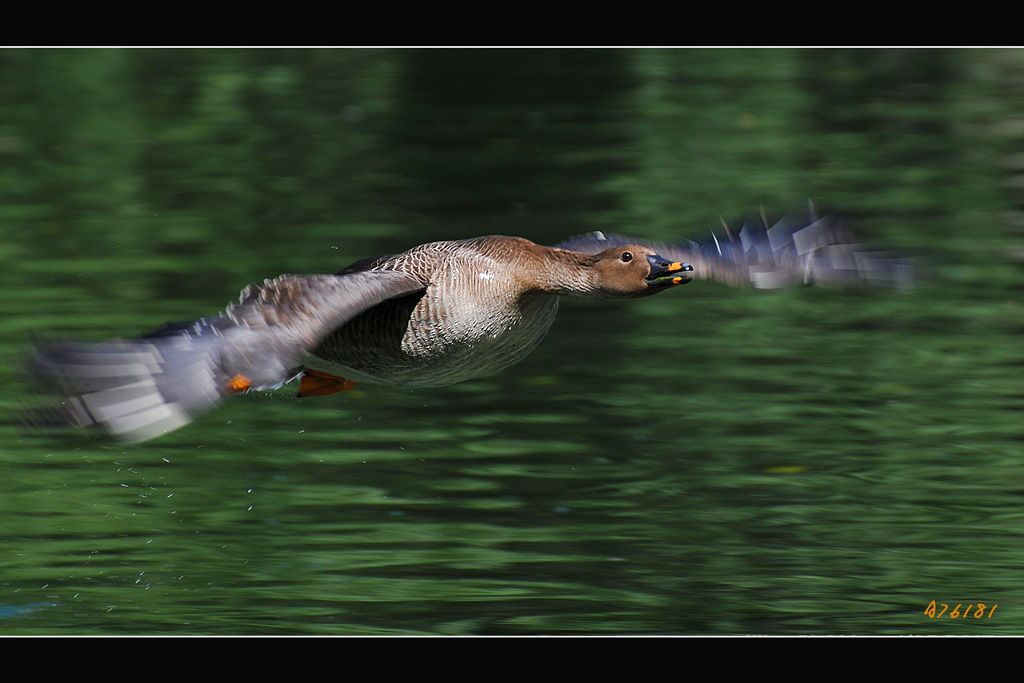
[
  {"x1": 25, "y1": 270, "x2": 425, "y2": 443},
  {"x1": 556, "y1": 207, "x2": 916, "y2": 291}
]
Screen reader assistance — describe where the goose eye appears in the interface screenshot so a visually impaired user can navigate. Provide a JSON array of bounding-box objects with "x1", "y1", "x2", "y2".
[{"x1": 620, "y1": 251, "x2": 633, "y2": 263}]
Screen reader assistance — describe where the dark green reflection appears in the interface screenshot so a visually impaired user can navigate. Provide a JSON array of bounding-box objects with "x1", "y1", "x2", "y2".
[{"x1": 1, "y1": 48, "x2": 1021, "y2": 635}]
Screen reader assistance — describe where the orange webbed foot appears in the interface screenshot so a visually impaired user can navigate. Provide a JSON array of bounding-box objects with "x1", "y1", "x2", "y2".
[
  {"x1": 297, "y1": 369, "x2": 358, "y2": 398},
  {"x1": 225, "y1": 373, "x2": 252, "y2": 393}
]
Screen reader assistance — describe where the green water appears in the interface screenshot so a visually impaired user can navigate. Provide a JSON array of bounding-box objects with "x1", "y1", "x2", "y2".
[{"x1": 0, "y1": 48, "x2": 1021, "y2": 635}]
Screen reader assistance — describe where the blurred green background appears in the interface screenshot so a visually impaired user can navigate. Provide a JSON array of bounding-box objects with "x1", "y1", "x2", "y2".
[{"x1": 0, "y1": 48, "x2": 1020, "y2": 635}]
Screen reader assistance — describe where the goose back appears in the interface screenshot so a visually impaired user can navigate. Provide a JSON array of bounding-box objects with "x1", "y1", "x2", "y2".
[{"x1": 307, "y1": 236, "x2": 562, "y2": 387}]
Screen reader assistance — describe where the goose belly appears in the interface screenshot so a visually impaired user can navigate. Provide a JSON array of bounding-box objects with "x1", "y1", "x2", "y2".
[{"x1": 307, "y1": 286, "x2": 559, "y2": 388}]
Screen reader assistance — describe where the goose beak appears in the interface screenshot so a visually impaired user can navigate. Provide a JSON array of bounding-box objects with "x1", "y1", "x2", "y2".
[{"x1": 646, "y1": 254, "x2": 693, "y2": 287}]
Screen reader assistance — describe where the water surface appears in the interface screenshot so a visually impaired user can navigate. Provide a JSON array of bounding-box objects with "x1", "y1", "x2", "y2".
[{"x1": 0, "y1": 48, "x2": 1021, "y2": 635}]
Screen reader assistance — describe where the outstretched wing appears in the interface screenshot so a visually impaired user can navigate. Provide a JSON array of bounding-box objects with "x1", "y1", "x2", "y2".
[
  {"x1": 556, "y1": 209, "x2": 916, "y2": 290},
  {"x1": 26, "y1": 270, "x2": 426, "y2": 443}
]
